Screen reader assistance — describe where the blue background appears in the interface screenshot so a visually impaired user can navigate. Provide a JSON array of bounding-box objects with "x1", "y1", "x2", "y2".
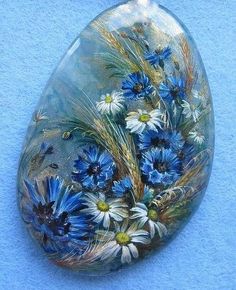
[{"x1": 0, "y1": 0, "x2": 235, "y2": 289}]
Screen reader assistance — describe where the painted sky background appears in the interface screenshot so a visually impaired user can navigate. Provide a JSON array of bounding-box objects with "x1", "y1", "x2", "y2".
[{"x1": 0, "y1": 0, "x2": 235, "y2": 289}]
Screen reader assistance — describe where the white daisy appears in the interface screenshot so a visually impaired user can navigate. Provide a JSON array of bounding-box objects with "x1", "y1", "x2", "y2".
[
  {"x1": 192, "y1": 89, "x2": 208, "y2": 108},
  {"x1": 126, "y1": 109, "x2": 163, "y2": 134},
  {"x1": 96, "y1": 220, "x2": 150, "y2": 264},
  {"x1": 96, "y1": 91, "x2": 124, "y2": 115},
  {"x1": 192, "y1": 90, "x2": 199, "y2": 99},
  {"x1": 181, "y1": 100, "x2": 200, "y2": 123},
  {"x1": 130, "y1": 203, "x2": 167, "y2": 238},
  {"x1": 189, "y1": 129, "x2": 205, "y2": 145},
  {"x1": 81, "y1": 193, "x2": 128, "y2": 228}
]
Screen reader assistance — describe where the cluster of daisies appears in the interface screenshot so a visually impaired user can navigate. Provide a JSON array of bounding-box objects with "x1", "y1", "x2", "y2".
[
  {"x1": 22, "y1": 45, "x2": 206, "y2": 265},
  {"x1": 96, "y1": 49, "x2": 205, "y2": 144}
]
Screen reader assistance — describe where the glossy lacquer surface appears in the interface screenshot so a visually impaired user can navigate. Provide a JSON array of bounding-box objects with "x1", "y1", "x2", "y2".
[{"x1": 17, "y1": 0, "x2": 214, "y2": 275}]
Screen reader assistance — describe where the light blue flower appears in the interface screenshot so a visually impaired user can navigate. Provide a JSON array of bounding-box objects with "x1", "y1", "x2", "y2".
[
  {"x1": 140, "y1": 148, "x2": 181, "y2": 187},
  {"x1": 122, "y1": 72, "x2": 154, "y2": 100},
  {"x1": 72, "y1": 146, "x2": 116, "y2": 190},
  {"x1": 138, "y1": 129, "x2": 184, "y2": 151},
  {"x1": 145, "y1": 46, "x2": 171, "y2": 68},
  {"x1": 159, "y1": 76, "x2": 186, "y2": 103},
  {"x1": 21, "y1": 176, "x2": 90, "y2": 254},
  {"x1": 112, "y1": 177, "x2": 133, "y2": 197}
]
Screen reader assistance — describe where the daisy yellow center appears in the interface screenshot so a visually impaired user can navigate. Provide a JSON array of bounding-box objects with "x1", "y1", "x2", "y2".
[
  {"x1": 105, "y1": 94, "x2": 113, "y2": 104},
  {"x1": 115, "y1": 232, "x2": 131, "y2": 245},
  {"x1": 97, "y1": 201, "x2": 109, "y2": 212},
  {"x1": 148, "y1": 209, "x2": 159, "y2": 221},
  {"x1": 139, "y1": 113, "x2": 150, "y2": 123},
  {"x1": 190, "y1": 104, "x2": 196, "y2": 111}
]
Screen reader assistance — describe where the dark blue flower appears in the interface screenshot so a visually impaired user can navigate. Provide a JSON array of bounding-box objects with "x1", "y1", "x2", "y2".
[
  {"x1": 145, "y1": 46, "x2": 171, "y2": 68},
  {"x1": 72, "y1": 146, "x2": 115, "y2": 190},
  {"x1": 21, "y1": 176, "x2": 90, "y2": 254},
  {"x1": 159, "y1": 76, "x2": 186, "y2": 103},
  {"x1": 140, "y1": 148, "x2": 181, "y2": 187},
  {"x1": 122, "y1": 72, "x2": 154, "y2": 100},
  {"x1": 112, "y1": 177, "x2": 132, "y2": 197},
  {"x1": 139, "y1": 129, "x2": 184, "y2": 152},
  {"x1": 176, "y1": 142, "x2": 195, "y2": 168}
]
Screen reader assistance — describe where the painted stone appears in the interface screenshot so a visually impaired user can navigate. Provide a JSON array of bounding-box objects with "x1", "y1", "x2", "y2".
[{"x1": 17, "y1": 0, "x2": 214, "y2": 275}]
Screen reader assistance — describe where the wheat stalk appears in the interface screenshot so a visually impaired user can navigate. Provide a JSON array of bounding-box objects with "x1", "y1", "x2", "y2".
[
  {"x1": 53, "y1": 241, "x2": 112, "y2": 271},
  {"x1": 94, "y1": 118, "x2": 144, "y2": 200},
  {"x1": 92, "y1": 20, "x2": 164, "y2": 86},
  {"x1": 178, "y1": 36, "x2": 197, "y2": 95}
]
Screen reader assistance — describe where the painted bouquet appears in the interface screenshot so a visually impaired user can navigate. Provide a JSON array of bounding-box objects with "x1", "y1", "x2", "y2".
[{"x1": 18, "y1": 17, "x2": 213, "y2": 273}]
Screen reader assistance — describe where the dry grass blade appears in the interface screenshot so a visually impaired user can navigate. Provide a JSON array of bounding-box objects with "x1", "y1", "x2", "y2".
[
  {"x1": 93, "y1": 119, "x2": 125, "y2": 176},
  {"x1": 92, "y1": 20, "x2": 128, "y2": 56},
  {"x1": 92, "y1": 20, "x2": 164, "y2": 85},
  {"x1": 151, "y1": 186, "x2": 194, "y2": 210},
  {"x1": 53, "y1": 241, "x2": 112, "y2": 271},
  {"x1": 64, "y1": 86, "x2": 143, "y2": 201},
  {"x1": 176, "y1": 149, "x2": 212, "y2": 187},
  {"x1": 151, "y1": 149, "x2": 212, "y2": 215},
  {"x1": 94, "y1": 118, "x2": 144, "y2": 200},
  {"x1": 121, "y1": 140, "x2": 144, "y2": 201},
  {"x1": 178, "y1": 35, "x2": 197, "y2": 94}
]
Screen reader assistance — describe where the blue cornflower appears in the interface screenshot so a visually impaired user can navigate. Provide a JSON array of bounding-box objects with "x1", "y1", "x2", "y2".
[
  {"x1": 122, "y1": 71, "x2": 154, "y2": 100},
  {"x1": 176, "y1": 142, "x2": 195, "y2": 168},
  {"x1": 145, "y1": 46, "x2": 171, "y2": 68},
  {"x1": 21, "y1": 176, "x2": 90, "y2": 254},
  {"x1": 159, "y1": 76, "x2": 186, "y2": 103},
  {"x1": 112, "y1": 177, "x2": 133, "y2": 197},
  {"x1": 140, "y1": 148, "x2": 181, "y2": 187},
  {"x1": 139, "y1": 129, "x2": 184, "y2": 152},
  {"x1": 72, "y1": 146, "x2": 115, "y2": 190},
  {"x1": 141, "y1": 185, "x2": 154, "y2": 205}
]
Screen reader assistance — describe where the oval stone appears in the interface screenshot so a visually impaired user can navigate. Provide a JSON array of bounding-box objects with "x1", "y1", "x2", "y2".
[{"x1": 17, "y1": 0, "x2": 214, "y2": 275}]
